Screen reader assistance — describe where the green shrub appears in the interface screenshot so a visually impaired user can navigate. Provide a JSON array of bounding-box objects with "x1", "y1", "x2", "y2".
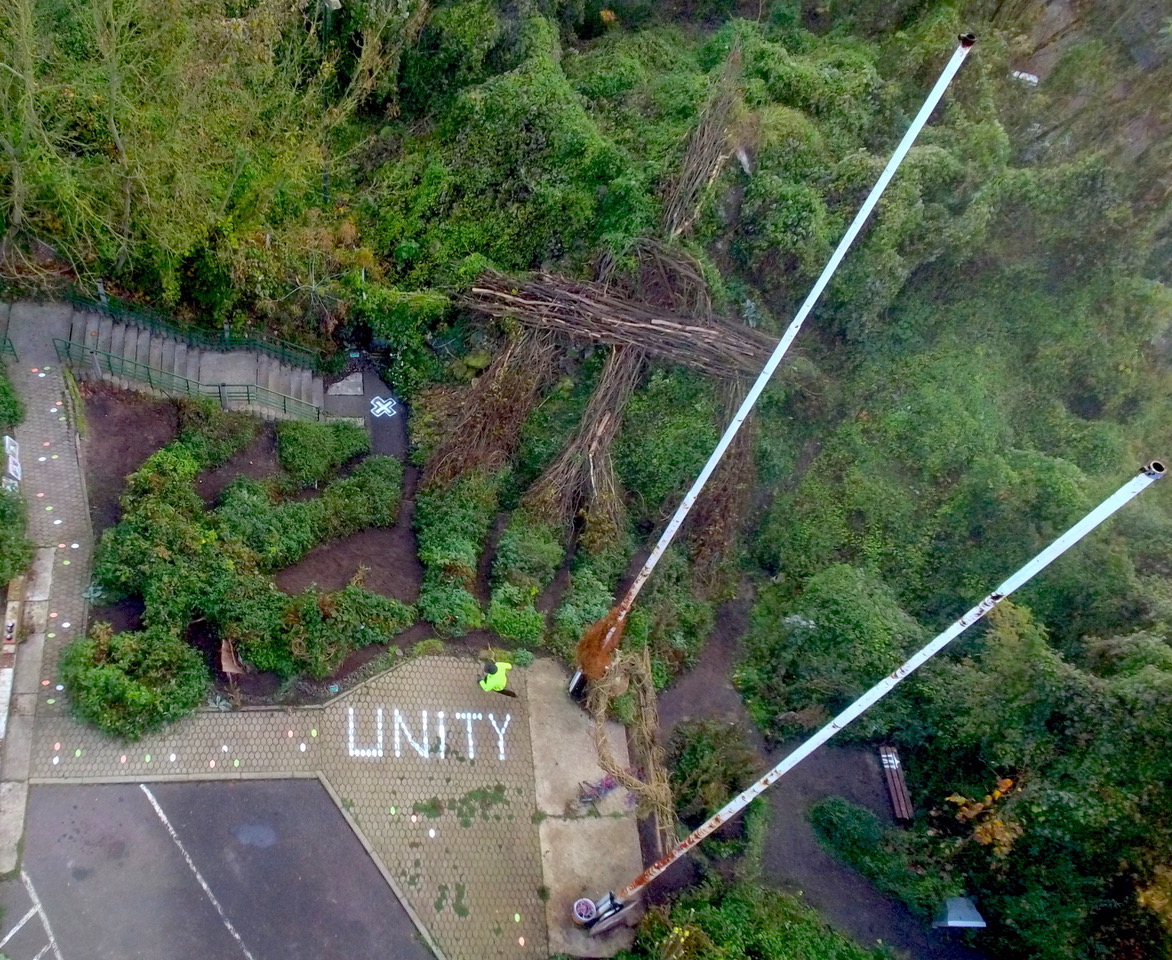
[
  {"x1": 668, "y1": 718, "x2": 760, "y2": 822},
  {"x1": 737, "y1": 565, "x2": 922, "y2": 742},
  {"x1": 0, "y1": 365, "x2": 24, "y2": 429},
  {"x1": 487, "y1": 585, "x2": 545, "y2": 646},
  {"x1": 60, "y1": 623, "x2": 210, "y2": 741},
  {"x1": 417, "y1": 573, "x2": 484, "y2": 638},
  {"x1": 412, "y1": 637, "x2": 446, "y2": 657},
  {"x1": 0, "y1": 489, "x2": 33, "y2": 583},
  {"x1": 510, "y1": 648, "x2": 535, "y2": 667},
  {"x1": 176, "y1": 398, "x2": 259, "y2": 467},
  {"x1": 549, "y1": 565, "x2": 615, "y2": 662},
  {"x1": 809, "y1": 796, "x2": 961, "y2": 921},
  {"x1": 492, "y1": 512, "x2": 564, "y2": 592},
  {"x1": 277, "y1": 419, "x2": 371, "y2": 487}
]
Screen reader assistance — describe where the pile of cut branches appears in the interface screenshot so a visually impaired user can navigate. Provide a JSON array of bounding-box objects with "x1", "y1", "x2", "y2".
[
  {"x1": 425, "y1": 332, "x2": 558, "y2": 486},
  {"x1": 464, "y1": 271, "x2": 772, "y2": 378}
]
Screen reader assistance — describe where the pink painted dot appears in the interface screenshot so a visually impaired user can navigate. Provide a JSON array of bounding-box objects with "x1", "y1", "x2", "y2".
[
  {"x1": 42, "y1": 441, "x2": 50, "y2": 447},
  {"x1": 41, "y1": 680, "x2": 50, "y2": 686},
  {"x1": 120, "y1": 755, "x2": 127, "y2": 763},
  {"x1": 49, "y1": 612, "x2": 57, "y2": 618},
  {"x1": 58, "y1": 543, "x2": 66, "y2": 548},
  {"x1": 54, "y1": 742, "x2": 61, "y2": 751},
  {"x1": 209, "y1": 760, "x2": 215, "y2": 768},
  {"x1": 519, "y1": 937, "x2": 525, "y2": 947},
  {"x1": 36, "y1": 492, "x2": 44, "y2": 498},
  {"x1": 287, "y1": 730, "x2": 293, "y2": 738},
  {"x1": 30, "y1": 368, "x2": 38, "y2": 373}
]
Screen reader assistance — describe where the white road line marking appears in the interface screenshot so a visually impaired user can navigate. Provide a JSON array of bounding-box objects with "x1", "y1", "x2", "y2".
[
  {"x1": 0, "y1": 905, "x2": 37, "y2": 947},
  {"x1": 21, "y1": 870, "x2": 63, "y2": 960},
  {"x1": 139, "y1": 785, "x2": 256, "y2": 960},
  {"x1": 34, "y1": 943, "x2": 51, "y2": 960}
]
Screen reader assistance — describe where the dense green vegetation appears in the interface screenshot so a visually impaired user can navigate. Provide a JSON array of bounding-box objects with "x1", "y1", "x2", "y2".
[
  {"x1": 64, "y1": 400, "x2": 412, "y2": 737},
  {"x1": 7, "y1": 0, "x2": 1172, "y2": 955},
  {"x1": 0, "y1": 362, "x2": 31, "y2": 583}
]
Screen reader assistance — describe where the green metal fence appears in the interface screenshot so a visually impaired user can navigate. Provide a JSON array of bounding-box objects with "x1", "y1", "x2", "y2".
[
  {"x1": 54, "y1": 339, "x2": 325, "y2": 422},
  {"x1": 63, "y1": 292, "x2": 321, "y2": 371},
  {"x1": 0, "y1": 337, "x2": 15, "y2": 362}
]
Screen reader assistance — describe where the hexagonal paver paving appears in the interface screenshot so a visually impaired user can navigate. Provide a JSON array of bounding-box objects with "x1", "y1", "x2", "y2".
[{"x1": 30, "y1": 658, "x2": 548, "y2": 960}]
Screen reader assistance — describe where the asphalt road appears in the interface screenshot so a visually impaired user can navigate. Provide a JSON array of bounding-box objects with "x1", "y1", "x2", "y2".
[{"x1": 0, "y1": 781, "x2": 435, "y2": 960}]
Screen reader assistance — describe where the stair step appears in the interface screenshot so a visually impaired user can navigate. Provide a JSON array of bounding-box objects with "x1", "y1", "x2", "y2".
[
  {"x1": 109, "y1": 322, "x2": 127, "y2": 362},
  {"x1": 83, "y1": 311, "x2": 101, "y2": 352},
  {"x1": 160, "y1": 338, "x2": 176, "y2": 378},
  {"x1": 66, "y1": 308, "x2": 84, "y2": 345},
  {"x1": 148, "y1": 333, "x2": 165, "y2": 373},
  {"x1": 311, "y1": 376, "x2": 325, "y2": 410},
  {"x1": 172, "y1": 343, "x2": 189, "y2": 388},
  {"x1": 186, "y1": 346, "x2": 202, "y2": 384},
  {"x1": 134, "y1": 327, "x2": 152, "y2": 368},
  {"x1": 96, "y1": 316, "x2": 113, "y2": 356},
  {"x1": 298, "y1": 369, "x2": 313, "y2": 405}
]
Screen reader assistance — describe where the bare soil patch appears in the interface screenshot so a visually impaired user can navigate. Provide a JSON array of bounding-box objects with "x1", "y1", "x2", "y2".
[
  {"x1": 80, "y1": 383, "x2": 178, "y2": 536},
  {"x1": 194, "y1": 423, "x2": 281, "y2": 504}
]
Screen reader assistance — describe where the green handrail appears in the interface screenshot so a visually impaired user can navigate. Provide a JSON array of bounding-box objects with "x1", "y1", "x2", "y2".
[
  {"x1": 63, "y1": 292, "x2": 321, "y2": 371},
  {"x1": 53, "y1": 339, "x2": 325, "y2": 421},
  {"x1": 0, "y1": 337, "x2": 15, "y2": 362}
]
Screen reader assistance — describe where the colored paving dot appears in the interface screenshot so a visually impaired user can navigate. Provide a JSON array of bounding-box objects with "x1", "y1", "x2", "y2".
[
  {"x1": 58, "y1": 417, "x2": 66, "y2": 422},
  {"x1": 62, "y1": 622, "x2": 70, "y2": 628},
  {"x1": 43, "y1": 442, "x2": 50, "y2": 447},
  {"x1": 120, "y1": 755, "x2": 127, "y2": 764},
  {"x1": 31, "y1": 368, "x2": 38, "y2": 373},
  {"x1": 50, "y1": 407, "x2": 58, "y2": 413},
  {"x1": 144, "y1": 754, "x2": 151, "y2": 762},
  {"x1": 389, "y1": 806, "x2": 397, "y2": 815},
  {"x1": 38, "y1": 457, "x2": 46, "y2": 462},
  {"x1": 515, "y1": 914, "x2": 521, "y2": 923},
  {"x1": 72, "y1": 543, "x2": 79, "y2": 548},
  {"x1": 53, "y1": 519, "x2": 62, "y2": 525},
  {"x1": 222, "y1": 745, "x2": 228, "y2": 752},
  {"x1": 287, "y1": 730, "x2": 293, "y2": 737},
  {"x1": 45, "y1": 505, "x2": 52, "y2": 511},
  {"x1": 299, "y1": 743, "x2": 306, "y2": 752},
  {"x1": 74, "y1": 749, "x2": 82, "y2": 757},
  {"x1": 46, "y1": 698, "x2": 55, "y2": 704},
  {"x1": 51, "y1": 455, "x2": 58, "y2": 460},
  {"x1": 210, "y1": 760, "x2": 215, "y2": 769},
  {"x1": 58, "y1": 543, "x2": 66, "y2": 548},
  {"x1": 428, "y1": 828, "x2": 436, "y2": 838},
  {"x1": 310, "y1": 729, "x2": 318, "y2": 737},
  {"x1": 62, "y1": 561, "x2": 70, "y2": 566},
  {"x1": 46, "y1": 633, "x2": 55, "y2": 639},
  {"x1": 233, "y1": 759, "x2": 239, "y2": 768},
  {"x1": 170, "y1": 754, "x2": 177, "y2": 762},
  {"x1": 519, "y1": 937, "x2": 525, "y2": 947},
  {"x1": 50, "y1": 612, "x2": 57, "y2": 618},
  {"x1": 54, "y1": 743, "x2": 60, "y2": 750},
  {"x1": 56, "y1": 685, "x2": 63, "y2": 691},
  {"x1": 411, "y1": 815, "x2": 418, "y2": 823},
  {"x1": 36, "y1": 493, "x2": 44, "y2": 498},
  {"x1": 42, "y1": 681, "x2": 50, "y2": 687},
  {"x1": 52, "y1": 757, "x2": 59, "y2": 766},
  {"x1": 38, "y1": 373, "x2": 46, "y2": 378}
]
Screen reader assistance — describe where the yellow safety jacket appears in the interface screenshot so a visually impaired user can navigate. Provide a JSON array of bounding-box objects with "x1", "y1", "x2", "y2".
[{"x1": 480, "y1": 661, "x2": 513, "y2": 692}]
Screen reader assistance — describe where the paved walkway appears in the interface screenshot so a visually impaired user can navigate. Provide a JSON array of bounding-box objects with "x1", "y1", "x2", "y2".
[{"x1": 2, "y1": 301, "x2": 643, "y2": 960}]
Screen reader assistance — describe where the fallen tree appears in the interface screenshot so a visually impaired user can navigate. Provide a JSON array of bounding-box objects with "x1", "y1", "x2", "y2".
[{"x1": 464, "y1": 271, "x2": 773, "y2": 378}]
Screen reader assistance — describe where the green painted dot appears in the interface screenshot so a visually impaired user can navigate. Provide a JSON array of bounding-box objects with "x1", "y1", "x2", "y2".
[
  {"x1": 47, "y1": 633, "x2": 56, "y2": 638},
  {"x1": 46, "y1": 698, "x2": 56, "y2": 704},
  {"x1": 514, "y1": 913, "x2": 521, "y2": 922},
  {"x1": 62, "y1": 560, "x2": 70, "y2": 565},
  {"x1": 58, "y1": 416, "x2": 66, "y2": 421},
  {"x1": 74, "y1": 749, "x2": 81, "y2": 757},
  {"x1": 45, "y1": 506, "x2": 53, "y2": 511},
  {"x1": 389, "y1": 806, "x2": 397, "y2": 815},
  {"x1": 144, "y1": 754, "x2": 151, "y2": 762},
  {"x1": 310, "y1": 729, "x2": 318, "y2": 737},
  {"x1": 51, "y1": 454, "x2": 59, "y2": 460},
  {"x1": 233, "y1": 759, "x2": 240, "y2": 767}
]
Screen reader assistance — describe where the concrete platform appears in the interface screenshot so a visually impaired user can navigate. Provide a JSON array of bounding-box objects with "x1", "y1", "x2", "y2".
[{"x1": 527, "y1": 660, "x2": 641, "y2": 957}]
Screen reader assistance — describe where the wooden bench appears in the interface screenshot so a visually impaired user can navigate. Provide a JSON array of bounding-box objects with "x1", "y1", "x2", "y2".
[{"x1": 879, "y1": 745, "x2": 914, "y2": 822}]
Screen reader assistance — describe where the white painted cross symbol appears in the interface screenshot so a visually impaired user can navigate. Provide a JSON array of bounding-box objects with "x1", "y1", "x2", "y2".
[{"x1": 371, "y1": 396, "x2": 398, "y2": 418}]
